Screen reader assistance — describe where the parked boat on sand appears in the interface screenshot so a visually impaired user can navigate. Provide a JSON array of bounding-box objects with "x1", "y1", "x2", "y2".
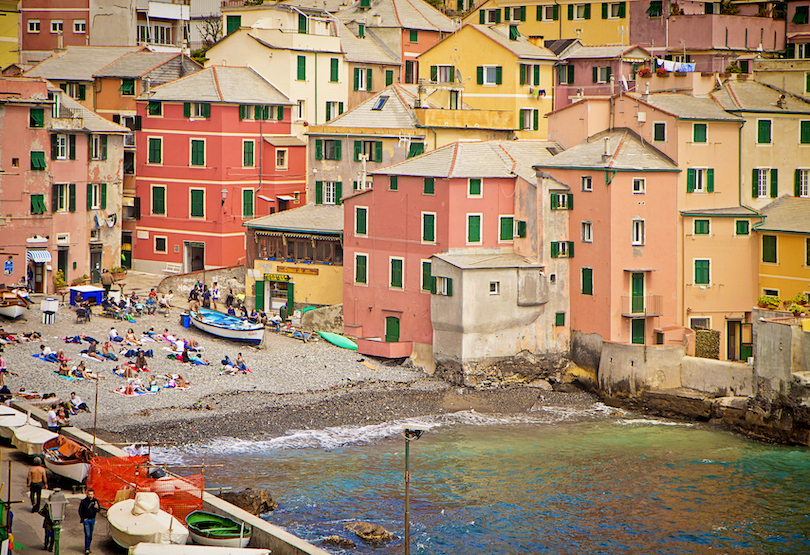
[
  {"x1": 108, "y1": 492, "x2": 189, "y2": 549},
  {"x1": 186, "y1": 511, "x2": 251, "y2": 548},
  {"x1": 0, "y1": 290, "x2": 29, "y2": 319},
  {"x1": 13, "y1": 425, "x2": 57, "y2": 456},
  {"x1": 42, "y1": 435, "x2": 93, "y2": 482},
  {"x1": 189, "y1": 309, "x2": 264, "y2": 344},
  {"x1": 0, "y1": 407, "x2": 40, "y2": 440}
]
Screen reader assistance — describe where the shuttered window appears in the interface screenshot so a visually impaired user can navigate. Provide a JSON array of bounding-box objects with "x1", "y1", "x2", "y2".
[
  {"x1": 693, "y1": 123, "x2": 707, "y2": 143},
  {"x1": 190, "y1": 189, "x2": 205, "y2": 218},
  {"x1": 423, "y1": 178, "x2": 434, "y2": 194},
  {"x1": 500, "y1": 216, "x2": 514, "y2": 241},
  {"x1": 421, "y1": 261, "x2": 434, "y2": 292},
  {"x1": 152, "y1": 186, "x2": 165, "y2": 215},
  {"x1": 297, "y1": 56, "x2": 306, "y2": 81},
  {"x1": 355, "y1": 254, "x2": 367, "y2": 284},
  {"x1": 242, "y1": 189, "x2": 254, "y2": 217},
  {"x1": 190, "y1": 140, "x2": 205, "y2": 166},
  {"x1": 694, "y1": 219, "x2": 710, "y2": 235},
  {"x1": 355, "y1": 206, "x2": 368, "y2": 235},
  {"x1": 581, "y1": 267, "x2": 593, "y2": 295},
  {"x1": 330, "y1": 58, "x2": 339, "y2": 82},
  {"x1": 757, "y1": 119, "x2": 772, "y2": 144},
  {"x1": 29, "y1": 108, "x2": 44, "y2": 128},
  {"x1": 467, "y1": 214, "x2": 481, "y2": 243},
  {"x1": 243, "y1": 140, "x2": 254, "y2": 167},
  {"x1": 422, "y1": 213, "x2": 435, "y2": 242},
  {"x1": 694, "y1": 260, "x2": 710, "y2": 284},
  {"x1": 390, "y1": 258, "x2": 403, "y2": 288},
  {"x1": 469, "y1": 178, "x2": 482, "y2": 196},
  {"x1": 762, "y1": 235, "x2": 777, "y2": 263},
  {"x1": 30, "y1": 151, "x2": 46, "y2": 170},
  {"x1": 148, "y1": 138, "x2": 161, "y2": 164}
]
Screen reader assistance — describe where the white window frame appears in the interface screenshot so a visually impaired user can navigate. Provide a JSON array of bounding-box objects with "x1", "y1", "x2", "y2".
[
  {"x1": 499, "y1": 215, "x2": 514, "y2": 243},
  {"x1": 355, "y1": 206, "x2": 368, "y2": 237},
  {"x1": 50, "y1": 20, "x2": 63, "y2": 33},
  {"x1": 540, "y1": 5, "x2": 555, "y2": 20},
  {"x1": 421, "y1": 211, "x2": 437, "y2": 244},
  {"x1": 152, "y1": 23, "x2": 172, "y2": 45},
  {"x1": 756, "y1": 168, "x2": 769, "y2": 198},
  {"x1": 147, "y1": 136, "x2": 162, "y2": 166},
  {"x1": 356, "y1": 69, "x2": 367, "y2": 91},
  {"x1": 798, "y1": 169, "x2": 809, "y2": 197},
  {"x1": 554, "y1": 193, "x2": 569, "y2": 208},
  {"x1": 734, "y1": 219, "x2": 749, "y2": 236},
  {"x1": 468, "y1": 178, "x2": 483, "y2": 198},
  {"x1": 633, "y1": 178, "x2": 646, "y2": 194},
  {"x1": 28, "y1": 19, "x2": 40, "y2": 33},
  {"x1": 557, "y1": 241, "x2": 570, "y2": 257},
  {"x1": 354, "y1": 253, "x2": 368, "y2": 285},
  {"x1": 189, "y1": 138, "x2": 206, "y2": 167},
  {"x1": 436, "y1": 276, "x2": 452, "y2": 296},
  {"x1": 73, "y1": 19, "x2": 86, "y2": 34},
  {"x1": 692, "y1": 122, "x2": 708, "y2": 144},
  {"x1": 242, "y1": 139, "x2": 255, "y2": 168},
  {"x1": 693, "y1": 168, "x2": 708, "y2": 193},
  {"x1": 487, "y1": 9, "x2": 499, "y2": 22},
  {"x1": 56, "y1": 134, "x2": 68, "y2": 160},
  {"x1": 89, "y1": 183, "x2": 100, "y2": 210},
  {"x1": 90, "y1": 134, "x2": 102, "y2": 160},
  {"x1": 489, "y1": 281, "x2": 500, "y2": 295},
  {"x1": 151, "y1": 184, "x2": 166, "y2": 215},
  {"x1": 276, "y1": 148, "x2": 288, "y2": 170},
  {"x1": 435, "y1": 65, "x2": 454, "y2": 83},
  {"x1": 467, "y1": 213, "x2": 483, "y2": 245},
  {"x1": 389, "y1": 256, "x2": 404, "y2": 289},
  {"x1": 420, "y1": 259, "x2": 432, "y2": 292},
  {"x1": 520, "y1": 108, "x2": 533, "y2": 130},
  {"x1": 757, "y1": 118, "x2": 772, "y2": 145},
  {"x1": 596, "y1": 66, "x2": 610, "y2": 84},
  {"x1": 632, "y1": 219, "x2": 645, "y2": 246},
  {"x1": 55, "y1": 184, "x2": 68, "y2": 212},
  {"x1": 189, "y1": 188, "x2": 206, "y2": 219},
  {"x1": 323, "y1": 182, "x2": 337, "y2": 205},
  {"x1": 482, "y1": 65, "x2": 498, "y2": 85},
  {"x1": 581, "y1": 175, "x2": 593, "y2": 191},
  {"x1": 325, "y1": 101, "x2": 341, "y2": 120},
  {"x1": 154, "y1": 235, "x2": 168, "y2": 254},
  {"x1": 689, "y1": 317, "x2": 711, "y2": 330},
  {"x1": 241, "y1": 188, "x2": 255, "y2": 218},
  {"x1": 653, "y1": 122, "x2": 666, "y2": 142},
  {"x1": 694, "y1": 219, "x2": 710, "y2": 235},
  {"x1": 582, "y1": 221, "x2": 593, "y2": 243},
  {"x1": 192, "y1": 103, "x2": 208, "y2": 118},
  {"x1": 608, "y1": 2, "x2": 622, "y2": 18},
  {"x1": 575, "y1": 4, "x2": 587, "y2": 19}
]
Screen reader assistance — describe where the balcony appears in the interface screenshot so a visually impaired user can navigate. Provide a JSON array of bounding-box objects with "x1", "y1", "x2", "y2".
[{"x1": 621, "y1": 295, "x2": 663, "y2": 317}]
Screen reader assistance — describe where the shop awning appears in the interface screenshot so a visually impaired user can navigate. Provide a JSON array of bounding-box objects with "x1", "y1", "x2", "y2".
[
  {"x1": 257, "y1": 195, "x2": 274, "y2": 202},
  {"x1": 27, "y1": 250, "x2": 51, "y2": 263},
  {"x1": 277, "y1": 195, "x2": 296, "y2": 201}
]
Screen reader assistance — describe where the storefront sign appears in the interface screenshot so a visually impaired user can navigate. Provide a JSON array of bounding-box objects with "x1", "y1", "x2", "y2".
[
  {"x1": 277, "y1": 266, "x2": 319, "y2": 276},
  {"x1": 3, "y1": 259, "x2": 12, "y2": 276},
  {"x1": 264, "y1": 273, "x2": 291, "y2": 282}
]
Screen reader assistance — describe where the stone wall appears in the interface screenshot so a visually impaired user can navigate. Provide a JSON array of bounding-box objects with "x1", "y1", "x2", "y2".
[
  {"x1": 755, "y1": 319, "x2": 795, "y2": 393},
  {"x1": 680, "y1": 356, "x2": 756, "y2": 397},
  {"x1": 158, "y1": 265, "x2": 246, "y2": 301},
  {"x1": 570, "y1": 330, "x2": 604, "y2": 373},
  {"x1": 598, "y1": 342, "x2": 684, "y2": 395},
  {"x1": 301, "y1": 304, "x2": 343, "y2": 334}
]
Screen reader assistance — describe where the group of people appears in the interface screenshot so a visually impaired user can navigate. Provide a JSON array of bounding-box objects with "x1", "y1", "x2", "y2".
[{"x1": 188, "y1": 281, "x2": 220, "y2": 311}]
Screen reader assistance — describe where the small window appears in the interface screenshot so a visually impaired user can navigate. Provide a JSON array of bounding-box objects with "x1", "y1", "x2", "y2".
[
  {"x1": 551, "y1": 193, "x2": 573, "y2": 209},
  {"x1": 276, "y1": 148, "x2": 288, "y2": 170},
  {"x1": 390, "y1": 258, "x2": 403, "y2": 288},
  {"x1": 421, "y1": 260, "x2": 433, "y2": 292},
  {"x1": 389, "y1": 176, "x2": 398, "y2": 191},
  {"x1": 355, "y1": 254, "x2": 368, "y2": 284},
  {"x1": 581, "y1": 176, "x2": 593, "y2": 191},
  {"x1": 797, "y1": 169, "x2": 809, "y2": 197},
  {"x1": 147, "y1": 101, "x2": 162, "y2": 116},
  {"x1": 90, "y1": 134, "x2": 107, "y2": 160},
  {"x1": 422, "y1": 212, "x2": 436, "y2": 243},
  {"x1": 190, "y1": 139, "x2": 205, "y2": 166},
  {"x1": 653, "y1": 122, "x2": 666, "y2": 142},
  {"x1": 582, "y1": 221, "x2": 593, "y2": 242},
  {"x1": 539, "y1": 5, "x2": 556, "y2": 20},
  {"x1": 73, "y1": 19, "x2": 86, "y2": 34},
  {"x1": 693, "y1": 123, "x2": 707, "y2": 144},
  {"x1": 690, "y1": 317, "x2": 710, "y2": 330},
  {"x1": 632, "y1": 219, "x2": 645, "y2": 246},
  {"x1": 30, "y1": 151, "x2": 46, "y2": 171},
  {"x1": 801, "y1": 121, "x2": 810, "y2": 144},
  {"x1": 435, "y1": 276, "x2": 453, "y2": 296},
  {"x1": 54, "y1": 134, "x2": 68, "y2": 160},
  {"x1": 424, "y1": 178, "x2": 435, "y2": 195},
  {"x1": 190, "y1": 189, "x2": 205, "y2": 218},
  {"x1": 467, "y1": 214, "x2": 482, "y2": 244},
  {"x1": 633, "y1": 178, "x2": 645, "y2": 194},
  {"x1": 757, "y1": 119, "x2": 772, "y2": 144},
  {"x1": 30, "y1": 194, "x2": 46, "y2": 214},
  {"x1": 499, "y1": 216, "x2": 514, "y2": 241},
  {"x1": 119, "y1": 78, "x2": 135, "y2": 96},
  {"x1": 482, "y1": 65, "x2": 501, "y2": 85},
  {"x1": 28, "y1": 19, "x2": 40, "y2": 33},
  {"x1": 581, "y1": 267, "x2": 593, "y2": 295},
  {"x1": 469, "y1": 178, "x2": 482, "y2": 197},
  {"x1": 735, "y1": 220, "x2": 749, "y2": 235},
  {"x1": 489, "y1": 281, "x2": 500, "y2": 295},
  {"x1": 409, "y1": 30, "x2": 418, "y2": 42},
  {"x1": 53, "y1": 183, "x2": 68, "y2": 212},
  {"x1": 355, "y1": 206, "x2": 368, "y2": 236},
  {"x1": 687, "y1": 168, "x2": 714, "y2": 193},
  {"x1": 148, "y1": 138, "x2": 162, "y2": 164},
  {"x1": 242, "y1": 189, "x2": 254, "y2": 218},
  {"x1": 51, "y1": 20, "x2": 63, "y2": 33},
  {"x1": 762, "y1": 235, "x2": 777, "y2": 263},
  {"x1": 694, "y1": 259, "x2": 710, "y2": 285},
  {"x1": 558, "y1": 64, "x2": 574, "y2": 85},
  {"x1": 372, "y1": 96, "x2": 388, "y2": 110},
  {"x1": 243, "y1": 140, "x2": 254, "y2": 167},
  {"x1": 551, "y1": 241, "x2": 574, "y2": 258},
  {"x1": 555, "y1": 312, "x2": 565, "y2": 326},
  {"x1": 763, "y1": 289, "x2": 779, "y2": 297},
  {"x1": 152, "y1": 185, "x2": 166, "y2": 215},
  {"x1": 694, "y1": 219, "x2": 710, "y2": 235},
  {"x1": 575, "y1": 4, "x2": 589, "y2": 19},
  {"x1": 29, "y1": 108, "x2": 45, "y2": 128},
  {"x1": 154, "y1": 236, "x2": 168, "y2": 254}
]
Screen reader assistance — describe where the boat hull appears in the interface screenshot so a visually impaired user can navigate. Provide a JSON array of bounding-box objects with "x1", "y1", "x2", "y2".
[
  {"x1": 0, "y1": 305, "x2": 25, "y2": 319},
  {"x1": 189, "y1": 530, "x2": 250, "y2": 548},
  {"x1": 108, "y1": 496, "x2": 189, "y2": 549},
  {"x1": 42, "y1": 436, "x2": 92, "y2": 482},
  {"x1": 189, "y1": 310, "x2": 264, "y2": 344},
  {"x1": 186, "y1": 511, "x2": 251, "y2": 548},
  {"x1": 12, "y1": 425, "x2": 57, "y2": 456}
]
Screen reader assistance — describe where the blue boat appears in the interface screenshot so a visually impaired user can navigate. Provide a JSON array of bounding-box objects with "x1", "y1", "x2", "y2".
[{"x1": 189, "y1": 308, "x2": 265, "y2": 344}]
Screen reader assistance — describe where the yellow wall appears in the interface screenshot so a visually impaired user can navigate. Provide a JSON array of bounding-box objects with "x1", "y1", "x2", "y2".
[
  {"x1": 0, "y1": 1, "x2": 18, "y2": 69},
  {"x1": 758, "y1": 232, "x2": 810, "y2": 301},
  {"x1": 248, "y1": 259, "x2": 343, "y2": 308},
  {"x1": 463, "y1": 1, "x2": 629, "y2": 45},
  {"x1": 417, "y1": 25, "x2": 554, "y2": 138}
]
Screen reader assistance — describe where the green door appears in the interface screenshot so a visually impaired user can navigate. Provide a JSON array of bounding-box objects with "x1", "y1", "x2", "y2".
[
  {"x1": 286, "y1": 282, "x2": 294, "y2": 317},
  {"x1": 385, "y1": 316, "x2": 400, "y2": 343},
  {"x1": 631, "y1": 272, "x2": 644, "y2": 313},
  {"x1": 631, "y1": 318, "x2": 645, "y2": 344},
  {"x1": 740, "y1": 322, "x2": 753, "y2": 361}
]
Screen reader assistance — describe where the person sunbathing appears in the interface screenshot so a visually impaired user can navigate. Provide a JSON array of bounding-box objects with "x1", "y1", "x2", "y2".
[
  {"x1": 113, "y1": 363, "x2": 137, "y2": 379},
  {"x1": 57, "y1": 360, "x2": 71, "y2": 377},
  {"x1": 235, "y1": 353, "x2": 248, "y2": 372},
  {"x1": 134, "y1": 350, "x2": 147, "y2": 371},
  {"x1": 101, "y1": 342, "x2": 118, "y2": 360},
  {"x1": 82, "y1": 340, "x2": 104, "y2": 361},
  {"x1": 162, "y1": 329, "x2": 176, "y2": 342},
  {"x1": 186, "y1": 338, "x2": 200, "y2": 351},
  {"x1": 124, "y1": 329, "x2": 141, "y2": 346}
]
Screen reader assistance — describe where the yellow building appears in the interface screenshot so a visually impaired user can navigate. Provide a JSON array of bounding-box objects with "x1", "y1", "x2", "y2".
[
  {"x1": 463, "y1": 0, "x2": 629, "y2": 45},
  {"x1": 0, "y1": 0, "x2": 18, "y2": 70},
  {"x1": 417, "y1": 23, "x2": 555, "y2": 138},
  {"x1": 756, "y1": 197, "x2": 810, "y2": 303}
]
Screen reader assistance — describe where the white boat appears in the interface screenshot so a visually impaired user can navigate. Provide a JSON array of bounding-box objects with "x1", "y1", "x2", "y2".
[
  {"x1": 12, "y1": 425, "x2": 57, "y2": 456},
  {"x1": 189, "y1": 309, "x2": 264, "y2": 345},
  {"x1": 42, "y1": 436, "x2": 93, "y2": 482},
  {"x1": 0, "y1": 291, "x2": 29, "y2": 319},
  {"x1": 0, "y1": 407, "x2": 40, "y2": 439},
  {"x1": 108, "y1": 492, "x2": 189, "y2": 549},
  {"x1": 129, "y1": 543, "x2": 270, "y2": 555},
  {"x1": 186, "y1": 511, "x2": 251, "y2": 548}
]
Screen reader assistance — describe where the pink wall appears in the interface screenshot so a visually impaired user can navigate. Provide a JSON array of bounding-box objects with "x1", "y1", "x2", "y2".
[
  {"x1": 22, "y1": 0, "x2": 90, "y2": 53},
  {"x1": 342, "y1": 173, "x2": 516, "y2": 344},
  {"x1": 788, "y1": 1, "x2": 810, "y2": 38},
  {"x1": 554, "y1": 60, "x2": 640, "y2": 110},
  {"x1": 133, "y1": 101, "x2": 305, "y2": 269}
]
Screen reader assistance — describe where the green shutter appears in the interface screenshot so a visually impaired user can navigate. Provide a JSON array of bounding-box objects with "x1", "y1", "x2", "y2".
[
  {"x1": 335, "y1": 182, "x2": 342, "y2": 204},
  {"x1": 315, "y1": 181, "x2": 323, "y2": 204},
  {"x1": 367, "y1": 68, "x2": 373, "y2": 90},
  {"x1": 584, "y1": 3, "x2": 591, "y2": 18},
  {"x1": 469, "y1": 178, "x2": 481, "y2": 195},
  {"x1": 255, "y1": 280, "x2": 264, "y2": 311},
  {"x1": 567, "y1": 193, "x2": 574, "y2": 209},
  {"x1": 517, "y1": 220, "x2": 526, "y2": 237},
  {"x1": 446, "y1": 277, "x2": 453, "y2": 296},
  {"x1": 694, "y1": 123, "x2": 707, "y2": 143},
  {"x1": 202, "y1": 103, "x2": 210, "y2": 118},
  {"x1": 533, "y1": 109, "x2": 539, "y2": 131},
  {"x1": 423, "y1": 214, "x2": 435, "y2": 242},
  {"x1": 568, "y1": 65, "x2": 575, "y2": 83},
  {"x1": 356, "y1": 255, "x2": 367, "y2": 284},
  {"x1": 801, "y1": 121, "x2": 810, "y2": 144},
  {"x1": 334, "y1": 140, "x2": 341, "y2": 161},
  {"x1": 30, "y1": 108, "x2": 44, "y2": 128},
  {"x1": 353, "y1": 68, "x2": 360, "y2": 91},
  {"x1": 500, "y1": 217, "x2": 514, "y2": 240},
  {"x1": 386, "y1": 70, "x2": 393, "y2": 86},
  {"x1": 407, "y1": 142, "x2": 424, "y2": 158},
  {"x1": 297, "y1": 56, "x2": 306, "y2": 81},
  {"x1": 555, "y1": 312, "x2": 565, "y2": 326},
  {"x1": 477, "y1": 66, "x2": 484, "y2": 84},
  {"x1": 68, "y1": 134, "x2": 76, "y2": 159},
  {"x1": 148, "y1": 138, "x2": 161, "y2": 164},
  {"x1": 424, "y1": 178, "x2": 434, "y2": 194},
  {"x1": 100, "y1": 183, "x2": 107, "y2": 209},
  {"x1": 226, "y1": 15, "x2": 241, "y2": 34},
  {"x1": 31, "y1": 151, "x2": 46, "y2": 170},
  {"x1": 519, "y1": 109, "x2": 525, "y2": 130},
  {"x1": 254, "y1": 105, "x2": 261, "y2": 120},
  {"x1": 619, "y1": 1, "x2": 626, "y2": 17},
  {"x1": 520, "y1": 64, "x2": 526, "y2": 85},
  {"x1": 374, "y1": 141, "x2": 383, "y2": 163},
  {"x1": 520, "y1": 6, "x2": 526, "y2": 20},
  {"x1": 191, "y1": 189, "x2": 204, "y2": 217},
  {"x1": 567, "y1": 241, "x2": 574, "y2": 257},
  {"x1": 550, "y1": 193, "x2": 558, "y2": 209},
  {"x1": 183, "y1": 102, "x2": 191, "y2": 117},
  {"x1": 356, "y1": 207, "x2": 367, "y2": 234},
  {"x1": 101, "y1": 135, "x2": 107, "y2": 160},
  {"x1": 757, "y1": 119, "x2": 771, "y2": 143},
  {"x1": 568, "y1": 4, "x2": 574, "y2": 19},
  {"x1": 243, "y1": 189, "x2": 254, "y2": 217},
  {"x1": 191, "y1": 140, "x2": 204, "y2": 166},
  {"x1": 551, "y1": 241, "x2": 559, "y2": 257},
  {"x1": 796, "y1": 169, "x2": 802, "y2": 197},
  {"x1": 330, "y1": 58, "x2": 339, "y2": 82},
  {"x1": 153, "y1": 186, "x2": 165, "y2": 214},
  {"x1": 69, "y1": 183, "x2": 76, "y2": 212},
  {"x1": 86, "y1": 183, "x2": 92, "y2": 209},
  {"x1": 244, "y1": 141, "x2": 254, "y2": 167},
  {"x1": 494, "y1": 8, "x2": 501, "y2": 22},
  {"x1": 480, "y1": 10, "x2": 486, "y2": 23},
  {"x1": 534, "y1": 64, "x2": 540, "y2": 86},
  {"x1": 495, "y1": 66, "x2": 502, "y2": 85},
  {"x1": 602, "y1": 3, "x2": 608, "y2": 18},
  {"x1": 695, "y1": 260, "x2": 709, "y2": 284},
  {"x1": 706, "y1": 168, "x2": 714, "y2": 192},
  {"x1": 582, "y1": 267, "x2": 593, "y2": 294},
  {"x1": 468, "y1": 215, "x2": 481, "y2": 243},
  {"x1": 770, "y1": 168, "x2": 778, "y2": 197},
  {"x1": 390, "y1": 176, "x2": 398, "y2": 190},
  {"x1": 736, "y1": 220, "x2": 749, "y2": 235},
  {"x1": 431, "y1": 65, "x2": 438, "y2": 81},
  {"x1": 298, "y1": 13, "x2": 307, "y2": 34},
  {"x1": 753, "y1": 169, "x2": 760, "y2": 197},
  {"x1": 315, "y1": 139, "x2": 323, "y2": 160},
  {"x1": 763, "y1": 235, "x2": 777, "y2": 263},
  {"x1": 553, "y1": 4, "x2": 559, "y2": 19},
  {"x1": 51, "y1": 184, "x2": 57, "y2": 213},
  {"x1": 605, "y1": 67, "x2": 612, "y2": 82},
  {"x1": 391, "y1": 259, "x2": 402, "y2": 287},
  {"x1": 687, "y1": 168, "x2": 696, "y2": 193},
  {"x1": 354, "y1": 140, "x2": 362, "y2": 161},
  {"x1": 77, "y1": 84, "x2": 86, "y2": 101},
  {"x1": 422, "y1": 261, "x2": 432, "y2": 291},
  {"x1": 593, "y1": 66, "x2": 598, "y2": 83},
  {"x1": 119, "y1": 79, "x2": 135, "y2": 95},
  {"x1": 325, "y1": 102, "x2": 331, "y2": 121}
]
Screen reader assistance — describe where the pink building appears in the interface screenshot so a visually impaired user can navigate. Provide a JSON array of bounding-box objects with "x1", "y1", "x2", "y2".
[
  {"x1": 0, "y1": 76, "x2": 128, "y2": 293},
  {"x1": 21, "y1": 0, "x2": 90, "y2": 63},
  {"x1": 132, "y1": 66, "x2": 304, "y2": 273},
  {"x1": 343, "y1": 140, "x2": 568, "y2": 370},
  {"x1": 787, "y1": 0, "x2": 810, "y2": 56}
]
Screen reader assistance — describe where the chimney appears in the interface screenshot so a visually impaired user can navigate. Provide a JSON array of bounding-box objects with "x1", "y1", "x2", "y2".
[
  {"x1": 144, "y1": 77, "x2": 151, "y2": 95},
  {"x1": 643, "y1": 82, "x2": 649, "y2": 100},
  {"x1": 56, "y1": 30, "x2": 64, "y2": 51},
  {"x1": 601, "y1": 136, "x2": 611, "y2": 163},
  {"x1": 373, "y1": 14, "x2": 381, "y2": 26}
]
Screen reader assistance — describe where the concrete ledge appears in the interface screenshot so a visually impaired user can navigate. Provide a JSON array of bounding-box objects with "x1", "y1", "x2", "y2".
[{"x1": 681, "y1": 356, "x2": 756, "y2": 397}]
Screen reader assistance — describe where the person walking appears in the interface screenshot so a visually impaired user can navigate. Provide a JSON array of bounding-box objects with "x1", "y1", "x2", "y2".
[
  {"x1": 40, "y1": 504, "x2": 55, "y2": 551},
  {"x1": 100, "y1": 269, "x2": 114, "y2": 298},
  {"x1": 27, "y1": 457, "x2": 48, "y2": 512},
  {"x1": 79, "y1": 489, "x2": 102, "y2": 554}
]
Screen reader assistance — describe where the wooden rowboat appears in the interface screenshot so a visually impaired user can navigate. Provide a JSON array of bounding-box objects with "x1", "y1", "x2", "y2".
[
  {"x1": 186, "y1": 511, "x2": 252, "y2": 548},
  {"x1": 42, "y1": 436, "x2": 93, "y2": 482},
  {"x1": 189, "y1": 309, "x2": 264, "y2": 344}
]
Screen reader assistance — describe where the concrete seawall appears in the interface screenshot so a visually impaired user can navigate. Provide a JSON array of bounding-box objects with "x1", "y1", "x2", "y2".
[{"x1": 13, "y1": 401, "x2": 330, "y2": 555}]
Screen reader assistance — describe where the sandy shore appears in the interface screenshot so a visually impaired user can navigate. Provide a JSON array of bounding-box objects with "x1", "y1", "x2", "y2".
[{"x1": 0, "y1": 299, "x2": 591, "y2": 446}]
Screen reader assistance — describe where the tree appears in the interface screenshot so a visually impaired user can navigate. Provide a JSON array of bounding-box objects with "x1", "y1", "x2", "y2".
[{"x1": 197, "y1": 15, "x2": 222, "y2": 50}]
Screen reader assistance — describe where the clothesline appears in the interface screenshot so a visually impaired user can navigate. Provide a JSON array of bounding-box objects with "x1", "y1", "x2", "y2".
[{"x1": 656, "y1": 58, "x2": 696, "y2": 72}]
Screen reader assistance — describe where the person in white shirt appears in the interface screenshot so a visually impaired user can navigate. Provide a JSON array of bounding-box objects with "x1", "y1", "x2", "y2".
[{"x1": 47, "y1": 406, "x2": 58, "y2": 432}]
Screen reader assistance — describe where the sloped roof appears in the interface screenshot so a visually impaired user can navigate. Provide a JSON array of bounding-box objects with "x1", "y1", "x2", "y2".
[
  {"x1": 93, "y1": 52, "x2": 180, "y2": 78},
  {"x1": 535, "y1": 128, "x2": 678, "y2": 171},
  {"x1": 711, "y1": 80, "x2": 810, "y2": 114},
  {"x1": 680, "y1": 207, "x2": 760, "y2": 217},
  {"x1": 469, "y1": 24, "x2": 556, "y2": 60},
  {"x1": 544, "y1": 38, "x2": 578, "y2": 55},
  {"x1": 560, "y1": 44, "x2": 651, "y2": 61},
  {"x1": 372, "y1": 140, "x2": 562, "y2": 182},
  {"x1": 142, "y1": 66, "x2": 291, "y2": 104},
  {"x1": 244, "y1": 203, "x2": 343, "y2": 233},
  {"x1": 320, "y1": 84, "x2": 432, "y2": 129},
  {"x1": 756, "y1": 197, "x2": 810, "y2": 233},
  {"x1": 337, "y1": 0, "x2": 456, "y2": 32},
  {"x1": 630, "y1": 92, "x2": 741, "y2": 121},
  {"x1": 433, "y1": 251, "x2": 542, "y2": 269},
  {"x1": 335, "y1": 20, "x2": 400, "y2": 64},
  {"x1": 25, "y1": 46, "x2": 144, "y2": 81},
  {"x1": 55, "y1": 92, "x2": 130, "y2": 134},
  {"x1": 277, "y1": 0, "x2": 349, "y2": 12}
]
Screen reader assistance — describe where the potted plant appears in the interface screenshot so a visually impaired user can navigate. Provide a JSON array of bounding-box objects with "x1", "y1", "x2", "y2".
[
  {"x1": 110, "y1": 266, "x2": 127, "y2": 281},
  {"x1": 788, "y1": 303, "x2": 804, "y2": 317},
  {"x1": 656, "y1": 67, "x2": 669, "y2": 77},
  {"x1": 71, "y1": 274, "x2": 90, "y2": 286},
  {"x1": 52, "y1": 270, "x2": 67, "y2": 293},
  {"x1": 637, "y1": 67, "x2": 651, "y2": 78},
  {"x1": 756, "y1": 295, "x2": 781, "y2": 309}
]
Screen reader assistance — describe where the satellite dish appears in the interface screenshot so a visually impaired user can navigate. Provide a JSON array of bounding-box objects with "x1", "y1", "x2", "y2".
[{"x1": 455, "y1": 68, "x2": 462, "y2": 83}]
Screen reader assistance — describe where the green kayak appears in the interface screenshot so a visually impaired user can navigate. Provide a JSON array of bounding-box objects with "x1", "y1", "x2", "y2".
[
  {"x1": 186, "y1": 510, "x2": 251, "y2": 547},
  {"x1": 316, "y1": 331, "x2": 358, "y2": 350}
]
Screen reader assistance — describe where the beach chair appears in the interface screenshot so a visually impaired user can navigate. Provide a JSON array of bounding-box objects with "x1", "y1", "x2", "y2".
[{"x1": 76, "y1": 308, "x2": 89, "y2": 324}]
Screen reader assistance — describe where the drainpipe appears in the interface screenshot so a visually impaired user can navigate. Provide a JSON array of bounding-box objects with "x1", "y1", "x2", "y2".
[
  {"x1": 432, "y1": 128, "x2": 437, "y2": 150},
  {"x1": 259, "y1": 117, "x2": 264, "y2": 196},
  {"x1": 314, "y1": 54, "x2": 318, "y2": 124}
]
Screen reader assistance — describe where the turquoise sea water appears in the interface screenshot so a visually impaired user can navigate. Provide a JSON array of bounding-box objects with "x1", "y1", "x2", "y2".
[{"x1": 155, "y1": 406, "x2": 810, "y2": 554}]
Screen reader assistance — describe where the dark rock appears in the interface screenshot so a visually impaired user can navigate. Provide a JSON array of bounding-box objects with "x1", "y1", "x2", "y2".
[
  {"x1": 218, "y1": 488, "x2": 278, "y2": 515},
  {"x1": 322, "y1": 535, "x2": 356, "y2": 548},
  {"x1": 344, "y1": 521, "x2": 395, "y2": 543}
]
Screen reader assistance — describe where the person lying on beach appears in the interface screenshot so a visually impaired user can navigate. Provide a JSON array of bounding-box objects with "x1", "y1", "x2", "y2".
[
  {"x1": 101, "y1": 342, "x2": 118, "y2": 360},
  {"x1": 55, "y1": 348, "x2": 68, "y2": 362},
  {"x1": 120, "y1": 348, "x2": 153, "y2": 358},
  {"x1": 165, "y1": 374, "x2": 190, "y2": 388},
  {"x1": 81, "y1": 340, "x2": 104, "y2": 361},
  {"x1": 40, "y1": 345, "x2": 59, "y2": 363},
  {"x1": 113, "y1": 363, "x2": 138, "y2": 379},
  {"x1": 162, "y1": 329, "x2": 176, "y2": 342},
  {"x1": 186, "y1": 338, "x2": 200, "y2": 351}
]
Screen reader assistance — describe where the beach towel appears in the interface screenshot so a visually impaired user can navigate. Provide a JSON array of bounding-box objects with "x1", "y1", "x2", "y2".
[
  {"x1": 113, "y1": 387, "x2": 156, "y2": 397},
  {"x1": 80, "y1": 354, "x2": 103, "y2": 362},
  {"x1": 32, "y1": 354, "x2": 57, "y2": 363},
  {"x1": 53, "y1": 372, "x2": 83, "y2": 381}
]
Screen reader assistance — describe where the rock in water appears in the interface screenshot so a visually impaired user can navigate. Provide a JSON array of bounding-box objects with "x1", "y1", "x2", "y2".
[
  {"x1": 344, "y1": 521, "x2": 395, "y2": 543},
  {"x1": 219, "y1": 488, "x2": 278, "y2": 515},
  {"x1": 322, "y1": 535, "x2": 356, "y2": 548}
]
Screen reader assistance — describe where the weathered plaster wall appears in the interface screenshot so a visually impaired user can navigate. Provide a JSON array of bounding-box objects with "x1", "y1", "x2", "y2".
[
  {"x1": 680, "y1": 356, "x2": 756, "y2": 397},
  {"x1": 598, "y1": 342, "x2": 684, "y2": 395}
]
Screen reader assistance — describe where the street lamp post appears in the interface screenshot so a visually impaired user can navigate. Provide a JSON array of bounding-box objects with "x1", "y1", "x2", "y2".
[
  {"x1": 403, "y1": 423, "x2": 429, "y2": 555},
  {"x1": 46, "y1": 489, "x2": 68, "y2": 555}
]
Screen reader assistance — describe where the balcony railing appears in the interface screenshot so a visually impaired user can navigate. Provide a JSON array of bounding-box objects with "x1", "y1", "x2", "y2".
[{"x1": 621, "y1": 295, "x2": 663, "y2": 317}]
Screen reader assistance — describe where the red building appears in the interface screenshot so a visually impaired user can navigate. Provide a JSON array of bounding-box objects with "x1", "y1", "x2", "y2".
[
  {"x1": 132, "y1": 66, "x2": 304, "y2": 273},
  {"x1": 21, "y1": 0, "x2": 90, "y2": 63}
]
